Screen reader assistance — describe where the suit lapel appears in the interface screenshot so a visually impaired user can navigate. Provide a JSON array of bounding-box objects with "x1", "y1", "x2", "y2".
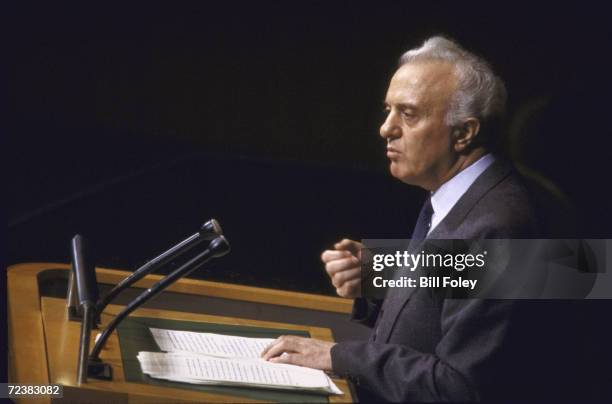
[
  {"x1": 375, "y1": 158, "x2": 514, "y2": 343},
  {"x1": 428, "y1": 158, "x2": 513, "y2": 238}
]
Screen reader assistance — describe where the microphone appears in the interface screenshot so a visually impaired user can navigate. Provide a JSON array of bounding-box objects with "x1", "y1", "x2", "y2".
[
  {"x1": 88, "y1": 235, "x2": 230, "y2": 368},
  {"x1": 72, "y1": 235, "x2": 100, "y2": 306},
  {"x1": 71, "y1": 235, "x2": 99, "y2": 384},
  {"x1": 96, "y1": 219, "x2": 223, "y2": 313}
]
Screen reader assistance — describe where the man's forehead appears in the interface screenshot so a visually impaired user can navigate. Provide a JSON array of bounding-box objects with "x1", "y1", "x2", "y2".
[{"x1": 385, "y1": 61, "x2": 457, "y2": 104}]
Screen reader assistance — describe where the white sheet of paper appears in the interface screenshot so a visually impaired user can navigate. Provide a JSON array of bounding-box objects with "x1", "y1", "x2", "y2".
[
  {"x1": 137, "y1": 351, "x2": 342, "y2": 394},
  {"x1": 149, "y1": 328, "x2": 274, "y2": 359}
]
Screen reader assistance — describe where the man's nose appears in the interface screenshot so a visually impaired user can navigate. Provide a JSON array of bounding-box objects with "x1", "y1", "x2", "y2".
[{"x1": 379, "y1": 112, "x2": 401, "y2": 140}]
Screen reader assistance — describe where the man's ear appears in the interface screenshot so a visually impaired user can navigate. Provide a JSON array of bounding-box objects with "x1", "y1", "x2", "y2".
[{"x1": 452, "y1": 118, "x2": 481, "y2": 152}]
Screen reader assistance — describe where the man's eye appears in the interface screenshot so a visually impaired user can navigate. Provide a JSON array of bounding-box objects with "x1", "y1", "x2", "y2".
[{"x1": 402, "y1": 112, "x2": 415, "y2": 120}]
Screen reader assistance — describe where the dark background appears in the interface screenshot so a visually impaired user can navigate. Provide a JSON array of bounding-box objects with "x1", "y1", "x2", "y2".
[{"x1": 7, "y1": 2, "x2": 612, "y2": 295}]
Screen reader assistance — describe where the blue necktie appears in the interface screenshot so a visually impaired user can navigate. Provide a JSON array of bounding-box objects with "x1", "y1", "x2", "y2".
[
  {"x1": 411, "y1": 197, "x2": 433, "y2": 241},
  {"x1": 372, "y1": 197, "x2": 433, "y2": 343}
]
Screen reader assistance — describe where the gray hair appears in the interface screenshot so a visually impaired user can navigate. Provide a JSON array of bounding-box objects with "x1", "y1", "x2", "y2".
[{"x1": 400, "y1": 36, "x2": 507, "y2": 131}]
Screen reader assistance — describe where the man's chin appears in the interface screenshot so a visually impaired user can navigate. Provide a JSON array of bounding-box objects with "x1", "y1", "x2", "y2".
[
  {"x1": 388, "y1": 161, "x2": 401, "y2": 175},
  {"x1": 389, "y1": 165, "x2": 417, "y2": 186}
]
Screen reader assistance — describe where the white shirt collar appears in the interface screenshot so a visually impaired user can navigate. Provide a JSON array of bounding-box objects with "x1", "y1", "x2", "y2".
[{"x1": 428, "y1": 154, "x2": 495, "y2": 234}]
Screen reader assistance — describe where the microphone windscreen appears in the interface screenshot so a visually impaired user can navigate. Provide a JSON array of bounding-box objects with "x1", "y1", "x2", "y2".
[
  {"x1": 209, "y1": 235, "x2": 231, "y2": 258},
  {"x1": 200, "y1": 218, "x2": 223, "y2": 240}
]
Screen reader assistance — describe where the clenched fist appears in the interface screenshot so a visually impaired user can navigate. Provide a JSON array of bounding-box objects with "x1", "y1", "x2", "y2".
[{"x1": 321, "y1": 238, "x2": 365, "y2": 298}]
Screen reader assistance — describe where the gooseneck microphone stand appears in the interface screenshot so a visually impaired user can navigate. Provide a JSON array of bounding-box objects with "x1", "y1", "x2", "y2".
[
  {"x1": 95, "y1": 219, "x2": 223, "y2": 314},
  {"x1": 87, "y1": 235, "x2": 231, "y2": 379}
]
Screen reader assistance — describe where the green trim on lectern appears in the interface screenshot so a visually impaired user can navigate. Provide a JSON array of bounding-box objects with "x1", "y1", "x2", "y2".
[{"x1": 117, "y1": 316, "x2": 329, "y2": 403}]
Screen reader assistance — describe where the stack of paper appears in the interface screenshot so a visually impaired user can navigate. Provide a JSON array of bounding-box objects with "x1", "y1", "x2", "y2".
[{"x1": 137, "y1": 328, "x2": 342, "y2": 395}]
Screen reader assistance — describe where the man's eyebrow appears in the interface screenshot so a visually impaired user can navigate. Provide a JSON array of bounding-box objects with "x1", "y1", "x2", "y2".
[
  {"x1": 397, "y1": 103, "x2": 418, "y2": 110},
  {"x1": 384, "y1": 101, "x2": 418, "y2": 111}
]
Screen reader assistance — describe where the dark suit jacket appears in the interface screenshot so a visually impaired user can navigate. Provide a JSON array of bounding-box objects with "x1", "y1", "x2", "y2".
[{"x1": 330, "y1": 158, "x2": 600, "y2": 402}]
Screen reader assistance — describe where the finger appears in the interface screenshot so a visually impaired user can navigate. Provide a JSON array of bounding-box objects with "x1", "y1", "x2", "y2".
[
  {"x1": 260, "y1": 339, "x2": 280, "y2": 357},
  {"x1": 336, "y1": 278, "x2": 360, "y2": 298},
  {"x1": 261, "y1": 335, "x2": 290, "y2": 357},
  {"x1": 321, "y1": 249, "x2": 352, "y2": 263},
  {"x1": 325, "y1": 256, "x2": 360, "y2": 277},
  {"x1": 334, "y1": 239, "x2": 362, "y2": 255},
  {"x1": 331, "y1": 267, "x2": 361, "y2": 288},
  {"x1": 269, "y1": 352, "x2": 300, "y2": 365},
  {"x1": 261, "y1": 341, "x2": 289, "y2": 360},
  {"x1": 261, "y1": 336, "x2": 299, "y2": 360}
]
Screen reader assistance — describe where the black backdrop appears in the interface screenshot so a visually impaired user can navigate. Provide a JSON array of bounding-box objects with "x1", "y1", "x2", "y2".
[{"x1": 7, "y1": 2, "x2": 612, "y2": 295}]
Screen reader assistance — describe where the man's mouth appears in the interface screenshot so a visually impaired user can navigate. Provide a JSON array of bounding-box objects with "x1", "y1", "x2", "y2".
[{"x1": 386, "y1": 147, "x2": 401, "y2": 158}]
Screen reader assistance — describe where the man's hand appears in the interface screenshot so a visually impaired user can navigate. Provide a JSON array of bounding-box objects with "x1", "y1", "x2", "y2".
[
  {"x1": 321, "y1": 238, "x2": 365, "y2": 298},
  {"x1": 261, "y1": 335, "x2": 335, "y2": 371}
]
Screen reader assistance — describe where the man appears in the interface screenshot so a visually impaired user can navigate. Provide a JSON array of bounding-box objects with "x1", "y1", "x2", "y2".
[{"x1": 262, "y1": 37, "x2": 573, "y2": 401}]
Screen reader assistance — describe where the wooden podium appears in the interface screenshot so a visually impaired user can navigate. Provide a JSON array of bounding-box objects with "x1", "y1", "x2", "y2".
[{"x1": 8, "y1": 263, "x2": 356, "y2": 403}]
